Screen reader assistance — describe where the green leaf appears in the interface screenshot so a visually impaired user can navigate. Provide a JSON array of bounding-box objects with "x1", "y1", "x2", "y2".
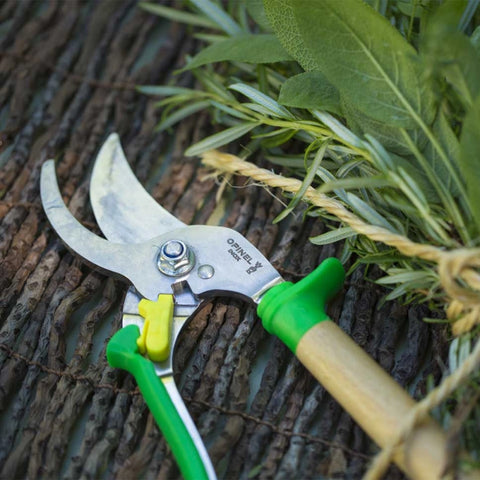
[
  {"x1": 471, "y1": 26, "x2": 480, "y2": 54},
  {"x1": 422, "y1": 111, "x2": 460, "y2": 196},
  {"x1": 245, "y1": 0, "x2": 272, "y2": 31},
  {"x1": 156, "y1": 100, "x2": 211, "y2": 132},
  {"x1": 266, "y1": 0, "x2": 436, "y2": 128},
  {"x1": 278, "y1": 72, "x2": 341, "y2": 115},
  {"x1": 317, "y1": 176, "x2": 390, "y2": 194},
  {"x1": 376, "y1": 270, "x2": 433, "y2": 285},
  {"x1": 185, "y1": 122, "x2": 259, "y2": 156},
  {"x1": 341, "y1": 100, "x2": 426, "y2": 155},
  {"x1": 185, "y1": 34, "x2": 291, "y2": 70},
  {"x1": 137, "y1": 85, "x2": 195, "y2": 96},
  {"x1": 139, "y1": 3, "x2": 217, "y2": 28},
  {"x1": 345, "y1": 192, "x2": 396, "y2": 231},
  {"x1": 459, "y1": 95, "x2": 480, "y2": 232},
  {"x1": 189, "y1": 0, "x2": 243, "y2": 35},
  {"x1": 263, "y1": 0, "x2": 318, "y2": 70},
  {"x1": 274, "y1": 141, "x2": 328, "y2": 222},
  {"x1": 310, "y1": 227, "x2": 357, "y2": 245},
  {"x1": 312, "y1": 111, "x2": 364, "y2": 148},
  {"x1": 210, "y1": 101, "x2": 254, "y2": 121},
  {"x1": 396, "y1": 0, "x2": 427, "y2": 18},
  {"x1": 421, "y1": 2, "x2": 480, "y2": 109},
  {"x1": 230, "y1": 83, "x2": 295, "y2": 119}
]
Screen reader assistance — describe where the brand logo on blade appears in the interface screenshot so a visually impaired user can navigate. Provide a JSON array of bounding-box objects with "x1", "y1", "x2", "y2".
[{"x1": 226, "y1": 238, "x2": 263, "y2": 275}]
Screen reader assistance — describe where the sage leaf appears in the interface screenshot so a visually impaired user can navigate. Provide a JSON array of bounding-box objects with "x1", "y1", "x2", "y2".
[
  {"x1": 185, "y1": 34, "x2": 292, "y2": 70},
  {"x1": 263, "y1": 0, "x2": 318, "y2": 70},
  {"x1": 278, "y1": 72, "x2": 341, "y2": 115},
  {"x1": 422, "y1": 1, "x2": 480, "y2": 109},
  {"x1": 185, "y1": 122, "x2": 259, "y2": 156},
  {"x1": 471, "y1": 26, "x2": 480, "y2": 54},
  {"x1": 423, "y1": 112, "x2": 460, "y2": 196},
  {"x1": 267, "y1": 0, "x2": 436, "y2": 128},
  {"x1": 341, "y1": 100, "x2": 427, "y2": 155},
  {"x1": 396, "y1": 0, "x2": 427, "y2": 18},
  {"x1": 459, "y1": 95, "x2": 480, "y2": 232}
]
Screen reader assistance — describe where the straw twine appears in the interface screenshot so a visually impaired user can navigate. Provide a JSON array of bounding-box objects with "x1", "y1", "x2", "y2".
[{"x1": 200, "y1": 149, "x2": 480, "y2": 479}]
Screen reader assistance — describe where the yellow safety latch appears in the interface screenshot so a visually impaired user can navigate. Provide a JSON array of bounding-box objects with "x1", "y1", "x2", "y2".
[{"x1": 137, "y1": 294, "x2": 174, "y2": 362}]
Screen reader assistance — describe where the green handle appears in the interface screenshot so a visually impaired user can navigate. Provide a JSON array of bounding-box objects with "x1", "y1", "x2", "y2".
[
  {"x1": 258, "y1": 257, "x2": 345, "y2": 352},
  {"x1": 107, "y1": 325, "x2": 210, "y2": 480}
]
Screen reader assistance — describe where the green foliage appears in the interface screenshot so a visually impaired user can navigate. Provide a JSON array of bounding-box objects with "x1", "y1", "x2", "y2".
[
  {"x1": 278, "y1": 72, "x2": 341, "y2": 114},
  {"x1": 266, "y1": 0, "x2": 436, "y2": 128},
  {"x1": 185, "y1": 34, "x2": 291, "y2": 69},
  {"x1": 459, "y1": 95, "x2": 480, "y2": 232},
  {"x1": 140, "y1": 0, "x2": 480, "y2": 308}
]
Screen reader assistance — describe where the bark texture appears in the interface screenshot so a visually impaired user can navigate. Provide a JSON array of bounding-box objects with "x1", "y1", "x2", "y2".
[{"x1": 0, "y1": 2, "x2": 448, "y2": 479}]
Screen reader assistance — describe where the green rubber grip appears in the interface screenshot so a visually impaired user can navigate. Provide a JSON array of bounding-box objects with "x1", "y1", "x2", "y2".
[
  {"x1": 107, "y1": 326, "x2": 209, "y2": 480},
  {"x1": 258, "y1": 257, "x2": 345, "y2": 352}
]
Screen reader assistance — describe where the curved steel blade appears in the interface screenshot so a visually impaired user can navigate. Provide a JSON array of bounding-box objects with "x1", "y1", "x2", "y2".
[
  {"x1": 40, "y1": 160, "x2": 175, "y2": 301},
  {"x1": 90, "y1": 133, "x2": 184, "y2": 243}
]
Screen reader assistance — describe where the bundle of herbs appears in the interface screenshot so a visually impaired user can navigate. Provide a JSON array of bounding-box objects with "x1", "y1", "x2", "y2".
[{"x1": 138, "y1": 0, "x2": 480, "y2": 471}]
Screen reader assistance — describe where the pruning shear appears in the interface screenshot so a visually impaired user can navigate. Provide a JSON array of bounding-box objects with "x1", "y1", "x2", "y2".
[{"x1": 41, "y1": 134, "x2": 449, "y2": 480}]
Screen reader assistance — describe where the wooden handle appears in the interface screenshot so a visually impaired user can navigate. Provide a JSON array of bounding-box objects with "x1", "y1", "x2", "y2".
[{"x1": 297, "y1": 321, "x2": 448, "y2": 480}]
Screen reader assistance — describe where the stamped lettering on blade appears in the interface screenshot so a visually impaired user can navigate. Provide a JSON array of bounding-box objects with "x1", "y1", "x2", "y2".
[{"x1": 226, "y1": 238, "x2": 263, "y2": 275}]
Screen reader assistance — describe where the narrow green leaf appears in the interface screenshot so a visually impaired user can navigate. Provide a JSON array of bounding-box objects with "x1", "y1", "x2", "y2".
[
  {"x1": 139, "y1": 3, "x2": 216, "y2": 28},
  {"x1": 230, "y1": 83, "x2": 295, "y2": 119},
  {"x1": 274, "y1": 141, "x2": 328, "y2": 223},
  {"x1": 193, "y1": 33, "x2": 229, "y2": 43},
  {"x1": 185, "y1": 122, "x2": 259, "y2": 156},
  {"x1": 376, "y1": 270, "x2": 432, "y2": 285},
  {"x1": 192, "y1": 68, "x2": 236, "y2": 101},
  {"x1": 317, "y1": 176, "x2": 390, "y2": 194},
  {"x1": 278, "y1": 72, "x2": 341, "y2": 115},
  {"x1": 459, "y1": 95, "x2": 480, "y2": 232},
  {"x1": 210, "y1": 101, "x2": 254, "y2": 121},
  {"x1": 312, "y1": 111, "x2": 364, "y2": 148},
  {"x1": 345, "y1": 192, "x2": 396, "y2": 232},
  {"x1": 185, "y1": 34, "x2": 291, "y2": 70},
  {"x1": 310, "y1": 227, "x2": 357, "y2": 245},
  {"x1": 189, "y1": 0, "x2": 243, "y2": 35},
  {"x1": 137, "y1": 85, "x2": 195, "y2": 96},
  {"x1": 156, "y1": 100, "x2": 211, "y2": 132}
]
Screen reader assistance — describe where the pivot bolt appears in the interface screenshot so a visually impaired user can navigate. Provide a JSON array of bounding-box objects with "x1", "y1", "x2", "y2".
[{"x1": 157, "y1": 240, "x2": 195, "y2": 277}]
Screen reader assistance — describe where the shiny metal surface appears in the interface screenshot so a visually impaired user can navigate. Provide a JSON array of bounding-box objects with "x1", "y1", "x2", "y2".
[
  {"x1": 90, "y1": 133, "x2": 185, "y2": 244},
  {"x1": 42, "y1": 160, "x2": 282, "y2": 303},
  {"x1": 157, "y1": 240, "x2": 196, "y2": 277},
  {"x1": 40, "y1": 160, "x2": 176, "y2": 301}
]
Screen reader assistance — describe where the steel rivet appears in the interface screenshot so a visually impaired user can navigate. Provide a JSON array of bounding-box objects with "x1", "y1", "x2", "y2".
[{"x1": 198, "y1": 264, "x2": 214, "y2": 279}]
